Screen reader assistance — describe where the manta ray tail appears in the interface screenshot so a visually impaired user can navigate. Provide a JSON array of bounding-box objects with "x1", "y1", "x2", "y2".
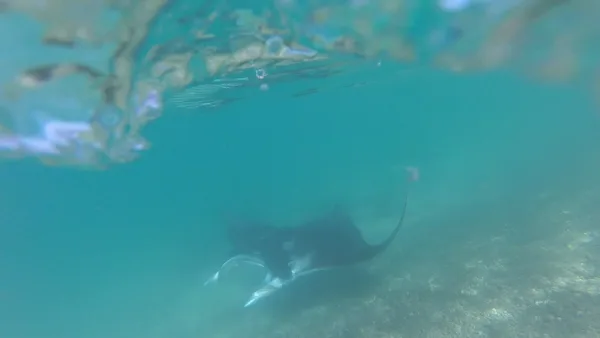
[{"x1": 365, "y1": 167, "x2": 417, "y2": 259}]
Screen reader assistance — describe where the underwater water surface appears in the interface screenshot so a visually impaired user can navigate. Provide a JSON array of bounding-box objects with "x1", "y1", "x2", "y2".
[{"x1": 2, "y1": 1, "x2": 600, "y2": 338}]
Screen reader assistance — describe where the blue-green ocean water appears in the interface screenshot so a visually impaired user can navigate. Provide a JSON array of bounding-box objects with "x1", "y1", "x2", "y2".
[{"x1": 2, "y1": 66, "x2": 600, "y2": 338}]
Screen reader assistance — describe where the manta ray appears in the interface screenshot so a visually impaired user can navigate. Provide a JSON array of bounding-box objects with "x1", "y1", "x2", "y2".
[{"x1": 204, "y1": 169, "x2": 417, "y2": 307}]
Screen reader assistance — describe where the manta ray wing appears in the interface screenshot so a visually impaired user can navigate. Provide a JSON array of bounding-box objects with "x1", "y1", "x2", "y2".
[{"x1": 288, "y1": 209, "x2": 375, "y2": 269}]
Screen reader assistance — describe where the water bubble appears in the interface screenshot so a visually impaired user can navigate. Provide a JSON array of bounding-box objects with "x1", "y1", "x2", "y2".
[
  {"x1": 255, "y1": 68, "x2": 267, "y2": 80},
  {"x1": 93, "y1": 104, "x2": 123, "y2": 129},
  {"x1": 265, "y1": 36, "x2": 285, "y2": 56}
]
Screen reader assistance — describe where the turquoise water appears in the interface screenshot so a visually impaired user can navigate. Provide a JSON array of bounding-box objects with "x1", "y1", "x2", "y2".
[{"x1": 2, "y1": 63, "x2": 600, "y2": 338}]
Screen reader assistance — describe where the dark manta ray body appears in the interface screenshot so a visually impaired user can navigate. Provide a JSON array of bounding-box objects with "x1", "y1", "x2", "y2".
[{"x1": 205, "y1": 170, "x2": 416, "y2": 307}]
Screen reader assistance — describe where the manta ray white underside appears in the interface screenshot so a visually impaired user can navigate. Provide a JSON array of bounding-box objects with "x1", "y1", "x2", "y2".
[{"x1": 204, "y1": 253, "x2": 330, "y2": 307}]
